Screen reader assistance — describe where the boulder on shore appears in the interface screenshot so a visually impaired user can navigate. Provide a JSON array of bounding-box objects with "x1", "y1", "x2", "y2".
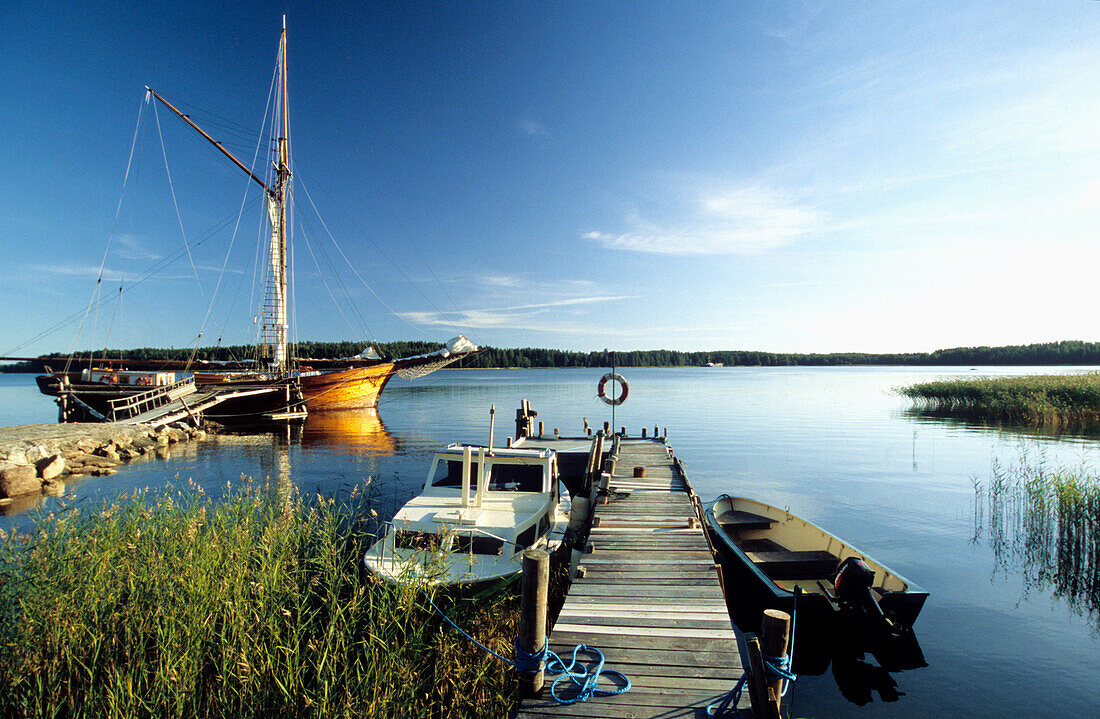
[
  {"x1": 37, "y1": 455, "x2": 65, "y2": 481},
  {"x1": 0, "y1": 462, "x2": 39, "y2": 498}
]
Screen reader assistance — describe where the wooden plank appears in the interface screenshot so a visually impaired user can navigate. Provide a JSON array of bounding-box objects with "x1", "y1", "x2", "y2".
[
  {"x1": 553, "y1": 623, "x2": 735, "y2": 640},
  {"x1": 555, "y1": 615, "x2": 734, "y2": 631}
]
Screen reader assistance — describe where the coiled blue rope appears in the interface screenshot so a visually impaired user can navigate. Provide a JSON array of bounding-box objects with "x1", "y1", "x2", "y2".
[
  {"x1": 426, "y1": 593, "x2": 631, "y2": 704},
  {"x1": 544, "y1": 643, "x2": 631, "y2": 704}
]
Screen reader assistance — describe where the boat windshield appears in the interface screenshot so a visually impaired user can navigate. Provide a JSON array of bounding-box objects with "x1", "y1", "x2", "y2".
[
  {"x1": 430, "y1": 459, "x2": 545, "y2": 491},
  {"x1": 430, "y1": 460, "x2": 472, "y2": 487},
  {"x1": 488, "y1": 463, "x2": 544, "y2": 492}
]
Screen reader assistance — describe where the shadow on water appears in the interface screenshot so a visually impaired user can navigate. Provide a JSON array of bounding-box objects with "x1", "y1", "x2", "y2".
[
  {"x1": 726, "y1": 597, "x2": 928, "y2": 709},
  {"x1": 973, "y1": 454, "x2": 1100, "y2": 630}
]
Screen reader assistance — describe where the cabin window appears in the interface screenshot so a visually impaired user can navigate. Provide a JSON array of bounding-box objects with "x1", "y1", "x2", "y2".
[
  {"x1": 538, "y1": 513, "x2": 549, "y2": 537},
  {"x1": 515, "y1": 524, "x2": 537, "y2": 552},
  {"x1": 488, "y1": 463, "x2": 543, "y2": 492},
  {"x1": 430, "y1": 460, "x2": 472, "y2": 488},
  {"x1": 453, "y1": 534, "x2": 504, "y2": 556},
  {"x1": 393, "y1": 530, "x2": 443, "y2": 551}
]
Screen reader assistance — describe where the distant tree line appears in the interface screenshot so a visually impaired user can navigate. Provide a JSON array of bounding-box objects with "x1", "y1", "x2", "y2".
[{"x1": 5, "y1": 340, "x2": 1100, "y2": 372}]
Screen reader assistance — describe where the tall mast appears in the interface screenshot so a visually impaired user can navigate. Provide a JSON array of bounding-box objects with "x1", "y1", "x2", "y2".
[{"x1": 270, "y1": 19, "x2": 291, "y2": 371}]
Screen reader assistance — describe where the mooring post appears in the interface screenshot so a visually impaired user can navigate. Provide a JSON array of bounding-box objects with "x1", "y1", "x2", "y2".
[
  {"x1": 642, "y1": 427, "x2": 647, "y2": 438},
  {"x1": 744, "y1": 633, "x2": 781, "y2": 719},
  {"x1": 518, "y1": 548, "x2": 550, "y2": 698},
  {"x1": 761, "y1": 609, "x2": 791, "y2": 714}
]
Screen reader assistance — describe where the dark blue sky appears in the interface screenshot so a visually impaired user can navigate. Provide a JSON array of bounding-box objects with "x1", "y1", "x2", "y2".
[{"x1": 2, "y1": 2, "x2": 1098, "y2": 356}]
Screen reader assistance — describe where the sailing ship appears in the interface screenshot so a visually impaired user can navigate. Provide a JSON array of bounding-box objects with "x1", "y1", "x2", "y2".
[{"x1": 35, "y1": 21, "x2": 477, "y2": 422}]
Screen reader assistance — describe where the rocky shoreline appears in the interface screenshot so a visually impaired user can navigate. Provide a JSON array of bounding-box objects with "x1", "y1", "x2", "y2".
[{"x1": 0, "y1": 422, "x2": 209, "y2": 502}]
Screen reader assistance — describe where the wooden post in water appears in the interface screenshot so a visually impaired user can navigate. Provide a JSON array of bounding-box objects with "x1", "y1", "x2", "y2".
[
  {"x1": 761, "y1": 609, "x2": 791, "y2": 714},
  {"x1": 642, "y1": 427, "x2": 647, "y2": 438},
  {"x1": 518, "y1": 548, "x2": 550, "y2": 698},
  {"x1": 538, "y1": 421, "x2": 544, "y2": 437}
]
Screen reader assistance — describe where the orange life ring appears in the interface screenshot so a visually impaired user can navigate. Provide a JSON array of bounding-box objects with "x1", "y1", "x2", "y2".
[{"x1": 597, "y1": 372, "x2": 628, "y2": 406}]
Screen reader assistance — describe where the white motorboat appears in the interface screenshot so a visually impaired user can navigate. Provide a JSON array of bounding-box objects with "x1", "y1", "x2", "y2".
[{"x1": 363, "y1": 444, "x2": 569, "y2": 586}]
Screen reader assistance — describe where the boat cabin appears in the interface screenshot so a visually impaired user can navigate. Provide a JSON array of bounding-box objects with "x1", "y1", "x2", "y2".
[
  {"x1": 81, "y1": 369, "x2": 177, "y2": 387},
  {"x1": 363, "y1": 444, "x2": 568, "y2": 586}
]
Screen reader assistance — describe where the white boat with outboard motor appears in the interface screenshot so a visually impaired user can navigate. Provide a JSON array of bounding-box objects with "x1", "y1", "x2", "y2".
[{"x1": 363, "y1": 444, "x2": 569, "y2": 587}]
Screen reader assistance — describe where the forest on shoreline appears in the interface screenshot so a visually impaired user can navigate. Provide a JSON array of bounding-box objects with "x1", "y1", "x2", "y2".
[{"x1": 4, "y1": 340, "x2": 1100, "y2": 372}]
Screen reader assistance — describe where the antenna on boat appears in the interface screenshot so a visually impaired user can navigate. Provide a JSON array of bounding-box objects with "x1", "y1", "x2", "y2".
[{"x1": 488, "y1": 404, "x2": 496, "y2": 453}]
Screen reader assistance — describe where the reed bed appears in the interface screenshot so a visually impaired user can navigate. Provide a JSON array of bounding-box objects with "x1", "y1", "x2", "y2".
[
  {"x1": 973, "y1": 457, "x2": 1100, "y2": 625},
  {"x1": 0, "y1": 479, "x2": 518, "y2": 718},
  {"x1": 898, "y1": 372, "x2": 1100, "y2": 425}
]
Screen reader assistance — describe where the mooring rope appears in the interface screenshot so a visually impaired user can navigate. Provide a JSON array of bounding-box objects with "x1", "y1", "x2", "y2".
[
  {"x1": 424, "y1": 593, "x2": 630, "y2": 704},
  {"x1": 708, "y1": 589, "x2": 799, "y2": 717}
]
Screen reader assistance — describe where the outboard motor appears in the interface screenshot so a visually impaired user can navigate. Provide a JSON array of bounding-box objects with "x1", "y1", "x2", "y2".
[{"x1": 834, "y1": 557, "x2": 889, "y2": 627}]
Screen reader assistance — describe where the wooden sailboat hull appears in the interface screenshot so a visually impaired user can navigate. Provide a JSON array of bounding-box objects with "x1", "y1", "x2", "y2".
[{"x1": 298, "y1": 363, "x2": 399, "y2": 411}]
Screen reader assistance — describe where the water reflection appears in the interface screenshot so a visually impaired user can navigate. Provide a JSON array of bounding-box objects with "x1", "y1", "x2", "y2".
[
  {"x1": 300, "y1": 409, "x2": 397, "y2": 455},
  {"x1": 900, "y1": 407, "x2": 1100, "y2": 444},
  {"x1": 974, "y1": 455, "x2": 1100, "y2": 628}
]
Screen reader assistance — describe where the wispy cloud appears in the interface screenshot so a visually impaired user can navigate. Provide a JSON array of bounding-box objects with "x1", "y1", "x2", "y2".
[
  {"x1": 517, "y1": 117, "x2": 547, "y2": 136},
  {"x1": 111, "y1": 234, "x2": 163, "y2": 262},
  {"x1": 584, "y1": 184, "x2": 818, "y2": 255},
  {"x1": 399, "y1": 293, "x2": 637, "y2": 333}
]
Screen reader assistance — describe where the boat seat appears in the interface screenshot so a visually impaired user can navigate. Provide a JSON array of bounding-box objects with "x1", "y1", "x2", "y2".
[
  {"x1": 745, "y1": 549, "x2": 839, "y2": 579},
  {"x1": 717, "y1": 509, "x2": 776, "y2": 531}
]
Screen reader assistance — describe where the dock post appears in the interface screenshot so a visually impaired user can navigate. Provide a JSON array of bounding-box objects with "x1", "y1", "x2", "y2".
[
  {"x1": 642, "y1": 427, "x2": 647, "y2": 438},
  {"x1": 744, "y1": 634, "x2": 781, "y2": 719},
  {"x1": 538, "y1": 421, "x2": 544, "y2": 437},
  {"x1": 518, "y1": 548, "x2": 550, "y2": 698},
  {"x1": 761, "y1": 609, "x2": 791, "y2": 714}
]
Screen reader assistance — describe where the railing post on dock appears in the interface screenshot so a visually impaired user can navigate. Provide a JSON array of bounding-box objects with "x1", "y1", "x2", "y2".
[
  {"x1": 518, "y1": 548, "x2": 550, "y2": 698},
  {"x1": 761, "y1": 609, "x2": 791, "y2": 715}
]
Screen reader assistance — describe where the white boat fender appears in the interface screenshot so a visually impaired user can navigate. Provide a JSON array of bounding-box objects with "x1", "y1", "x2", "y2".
[{"x1": 597, "y1": 373, "x2": 628, "y2": 406}]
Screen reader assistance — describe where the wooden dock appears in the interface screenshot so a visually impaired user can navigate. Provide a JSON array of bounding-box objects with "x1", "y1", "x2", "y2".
[{"x1": 516, "y1": 437, "x2": 748, "y2": 718}]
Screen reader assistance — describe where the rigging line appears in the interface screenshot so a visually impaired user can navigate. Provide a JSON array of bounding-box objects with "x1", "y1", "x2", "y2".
[
  {"x1": 295, "y1": 178, "x2": 428, "y2": 337},
  {"x1": 99, "y1": 279, "x2": 125, "y2": 365},
  {"x1": 294, "y1": 167, "x2": 468, "y2": 338},
  {"x1": 151, "y1": 100, "x2": 206, "y2": 302},
  {"x1": 425, "y1": 260, "x2": 478, "y2": 345},
  {"x1": 196, "y1": 56, "x2": 280, "y2": 341},
  {"x1": 63, "y1": 95, "x2": 148, "y2": 376},
  {"x1": 295, "y1": 204, "x2": 374, "y2": 340},
  {"x1": 5, "y1": 204, "x2": 257, "y2": 358},
  {"x1": 297, "y1": 220, "x2": 365, "y2": 342}
]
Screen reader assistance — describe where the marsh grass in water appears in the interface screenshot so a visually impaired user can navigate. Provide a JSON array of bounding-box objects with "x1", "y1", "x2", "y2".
[
  {"x1": 898, "y1": 372, "x2": 1100, "y2": 426},
  {"x1": 973, "y1": 455, "x2": 1100, "y2": 627},
  {"x1": 0, "y1": 478, "x2": 519, "y2": 718}
]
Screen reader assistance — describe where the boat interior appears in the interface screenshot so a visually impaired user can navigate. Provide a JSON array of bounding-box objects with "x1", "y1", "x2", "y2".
[{"x1": 716, "y1": 498, "x2": 910, "y2": 599}]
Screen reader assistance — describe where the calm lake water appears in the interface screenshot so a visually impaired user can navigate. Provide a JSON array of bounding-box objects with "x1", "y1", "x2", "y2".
[{"x1": 2, "y1": 366, "x2": 1099, "y2": 717}]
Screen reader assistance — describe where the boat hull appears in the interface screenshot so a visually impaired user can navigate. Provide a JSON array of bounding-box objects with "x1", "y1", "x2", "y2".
[
  {"x1": 298, "y1": 364, "x2": 398, "y2": 411},
  {"x1": 705, "y1": 495, "x2": 928, "y2": 670}
]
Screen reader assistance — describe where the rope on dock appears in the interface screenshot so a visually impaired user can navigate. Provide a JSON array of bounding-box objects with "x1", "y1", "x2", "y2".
[{"x1": 426, "y1": 593, "x2": 631, "y2": 704}]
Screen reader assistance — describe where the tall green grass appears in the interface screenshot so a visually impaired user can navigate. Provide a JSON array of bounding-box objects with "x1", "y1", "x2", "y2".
[
  {"x1": 898, "y1": 373, "x2": 1100, "y2": 425},
  {"x1": 973, "y1": 456, "x2": 1100, "y2": 625},
  {"x1": 0, "y1": 479, "x2": 519, "y2": 718}
]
